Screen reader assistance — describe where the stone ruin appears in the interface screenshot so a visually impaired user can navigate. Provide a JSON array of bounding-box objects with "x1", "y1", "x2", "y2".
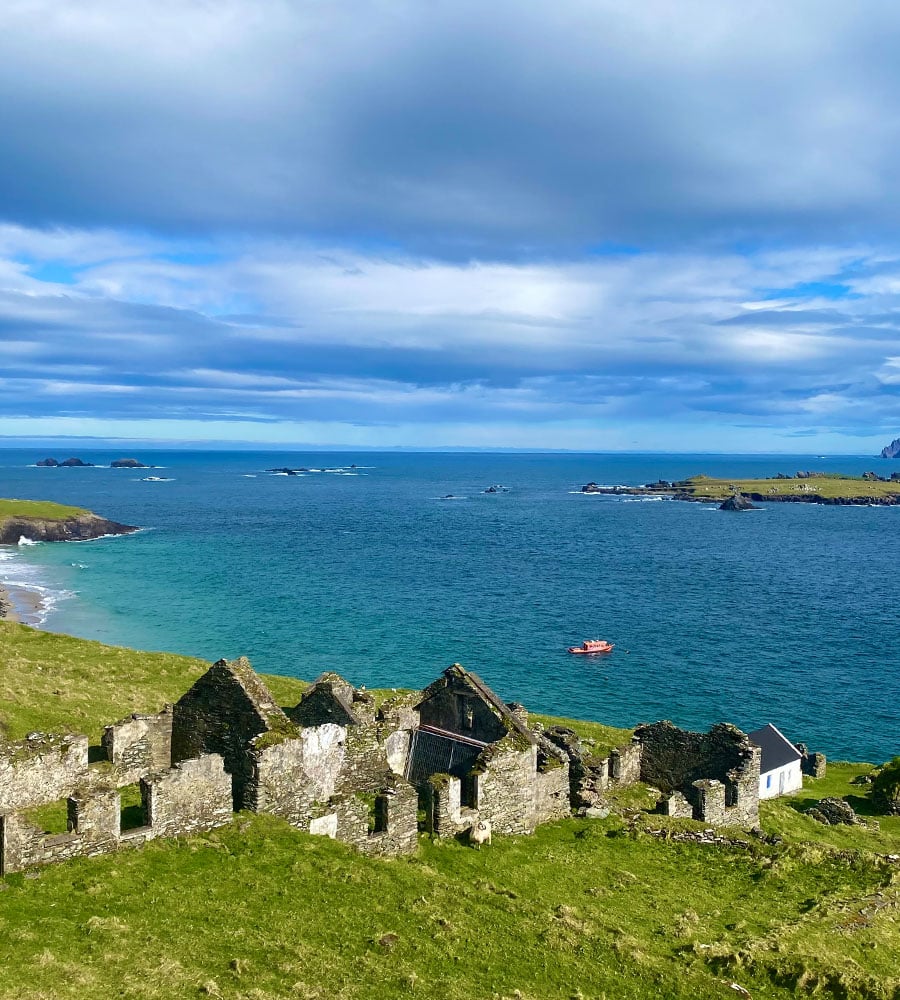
[
  {"x1": 0, "y1": 658, "x2": 788, "y2": 873},
  {"x1": 633, "y1": 721, "x2": 761, "y2": 827}
]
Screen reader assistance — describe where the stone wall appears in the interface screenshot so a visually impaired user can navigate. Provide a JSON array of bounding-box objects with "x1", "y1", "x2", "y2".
[
  {"x1": 245, "y1": 724, "x2": 346, "y2": 826},
  {"x1": 1, "y1": 755, "x2": 233, "y2": 873},
  {"x1": 378, "y1": 691, "x2": 420, "y2": 733},
  {"x1": 635, "y1": 721, "x2": 760, "y2": 827},
  {"x1": 171, "y1": 657, "x2": 291, "y2": 809},
  {"x1": 289, "y1": 678, "x2": 417, "y2": 799},
  {"x1": 658, "y1": 791, "x2": 694, "y2": 818},
  {"x1": 425, "y1": 773, "x2": 476, "y2": 837},
  {"x1": 0, "y1": 733, "x2": 89, "y2": 812},
  {"x1": 609, "y1": 741, "x2": 643, "y2": 784},
  {"x1": 691, "y1": 779, "x2": 727, "y2": 825},
  {"x1": 0, "y1": 786, "x2": 120, "y2": 874},
  {"x1": 141, "y1": 754, "x2": 233, "y2": 839},
  {"x1": 102, "y1": 707, "x2": 173, "y2": 784},
  {"x1": 472, "y1": 739, "x2": 538, "y2": 836},
  {"x1": 542, "y1": 728, "x2": 641, "y2": 808},
  {"x1": 800, "y1": 750, "x2": 827, "y2": 778},
  {"x1": 341, "y1": 718, "x2": 398, "y2": 793},
  {"x1": 328, "y1": 776, "x2": 418, "y2": 856},
  {"x1": 532, "y1": 761, "x2": 571, "y2": 825},
  {"x1": 289, "y1": 674, "x2": 362, "y2": 728},
  {"x1": 417, "y1": 667, "x2": 510, "y2": 744}
]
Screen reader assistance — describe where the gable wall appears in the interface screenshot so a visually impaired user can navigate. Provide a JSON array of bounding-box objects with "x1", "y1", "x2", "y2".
[{"x1": 418, "y1": 684, "x2": 506, "y2": 743}]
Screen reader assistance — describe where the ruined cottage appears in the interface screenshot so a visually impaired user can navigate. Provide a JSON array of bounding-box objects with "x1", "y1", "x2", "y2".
[{"x1": 0, "y1": 657, "x2": 817, "y2": 874}]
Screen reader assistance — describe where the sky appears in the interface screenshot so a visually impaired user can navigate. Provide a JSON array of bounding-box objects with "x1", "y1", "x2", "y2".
[{"x1": 2, "y1": 1, "x2": 900, "y2": 452}]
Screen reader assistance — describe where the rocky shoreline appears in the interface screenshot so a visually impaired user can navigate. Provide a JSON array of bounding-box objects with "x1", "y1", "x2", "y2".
[{"x1": 0, "y1": 512, "x2": 139, "y2": 546}]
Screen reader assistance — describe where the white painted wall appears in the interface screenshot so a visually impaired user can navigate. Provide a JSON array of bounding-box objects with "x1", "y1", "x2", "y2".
[{"x1": 758, "y1": 760, "x2": 802, "y2": 799}]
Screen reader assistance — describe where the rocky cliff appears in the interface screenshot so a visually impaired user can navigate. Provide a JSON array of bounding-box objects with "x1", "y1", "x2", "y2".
[
  {"x1": 881, "y1": 438, "x2": 900, "y2": 459},
  {"x1": 0, "y1": 512, "x2": 138, "y2": 545}
]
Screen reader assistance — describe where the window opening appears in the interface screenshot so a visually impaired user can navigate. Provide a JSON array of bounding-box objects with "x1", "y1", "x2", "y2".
[
  {"x1": 460, "y1": 773, "x2": 479, "y2": 809},
  {"x1": 372, "y1": 794, "x2": 388, "y2": 834},
  {"x1": 120, "y1": 783, "x2": 145, "y2": 832}
]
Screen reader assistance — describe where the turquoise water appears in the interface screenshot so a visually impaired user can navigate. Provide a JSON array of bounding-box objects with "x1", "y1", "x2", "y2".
[{"x1": 1, "y1": 450, "x2": 897, "y2": 762}]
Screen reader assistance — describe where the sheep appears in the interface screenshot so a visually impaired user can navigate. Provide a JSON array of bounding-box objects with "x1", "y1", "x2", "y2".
[{"x1": 468, "y1": 819, "x2": 492, "y2": 848}]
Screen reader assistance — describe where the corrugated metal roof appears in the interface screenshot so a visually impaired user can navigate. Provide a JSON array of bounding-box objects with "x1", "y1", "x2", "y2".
[{"x1": 748, "y1": 723, "x2": 802, "y2": 774}]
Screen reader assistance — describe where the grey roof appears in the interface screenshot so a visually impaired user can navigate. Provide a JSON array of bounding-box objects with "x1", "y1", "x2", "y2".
[{"x1": 748, "y1": 723, "x2": 802, "y2": 774}]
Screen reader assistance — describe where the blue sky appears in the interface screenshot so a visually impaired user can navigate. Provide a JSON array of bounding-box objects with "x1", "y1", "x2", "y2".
[{"x1": 2, "y1": 1, "x2": 900, "y2": 452}]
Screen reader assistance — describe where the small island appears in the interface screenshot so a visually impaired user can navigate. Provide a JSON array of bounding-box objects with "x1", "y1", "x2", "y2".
[
  {"x1": 36, "y1": 457, "x2": 94, "y2": 467},
  {"x1": 36, "y1": 457, "x2": 154, "y2": 469},
  {"x1": 0, "y1": 498, "x2": 139, "y2": 545},
  {"x1": 581, "y1": 472, "x2": 900, "y2": 505}
]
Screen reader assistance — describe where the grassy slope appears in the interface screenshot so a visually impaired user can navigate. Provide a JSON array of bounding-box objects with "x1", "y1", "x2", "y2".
[
  {"x1": 1, "y1": 623, "x2": 899, "y2": 999},
  {"x1": 0, "y1": 622, "x2": 309, "y2": 741},
  {"x1": 0, "y1": 499, "x2": 89, "y2": 522},
  {"x1": 680, "y1": 475, "x2": 900, "y2": 500}
]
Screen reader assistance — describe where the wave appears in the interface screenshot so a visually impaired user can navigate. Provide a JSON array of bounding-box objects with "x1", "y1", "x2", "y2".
[
  {"x1": 67, "y1": 529, "x2": 145, "y2": 544},
  {"x1": 17, "y1": 535, "x2": 40, "y2": 546},
  {"x1": 0, "y1": 548, "x2": 75, "y2": 625}
]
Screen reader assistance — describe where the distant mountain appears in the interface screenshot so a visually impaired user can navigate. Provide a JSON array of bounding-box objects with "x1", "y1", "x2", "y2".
[{"x1": 882, "y1": 438, "x2": 900, "y2": 458}]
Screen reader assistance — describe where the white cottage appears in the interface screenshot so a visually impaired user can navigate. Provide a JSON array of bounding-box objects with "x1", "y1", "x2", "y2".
[{"x1": 748, "y1": 723, "x2": 803, "y2": 799}]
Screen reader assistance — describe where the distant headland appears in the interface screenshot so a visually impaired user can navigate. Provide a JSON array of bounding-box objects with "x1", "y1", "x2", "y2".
[
  {"x1": 582, "y1": 471, "x2": 900, "y2": 505},
  {"x1": 0, "y1": 498, "x2": 138, "y2": 545},
  {"x1": 882, "y1": 437, "x2": 900, "y2": 459}
]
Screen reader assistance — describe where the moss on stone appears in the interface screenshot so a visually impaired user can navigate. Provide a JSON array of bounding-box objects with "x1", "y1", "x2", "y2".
[{"x1": 252, "y1": 718, "x2": 302, "y2": 752}]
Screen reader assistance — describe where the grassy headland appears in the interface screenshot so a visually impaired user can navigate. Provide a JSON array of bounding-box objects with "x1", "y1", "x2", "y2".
[
  {"x1": 0, "y1": 498, "x2": 138, "y2": 547},
  {"x1": 1, "y1": 622, "x2": 899, "y2": 999},
  {"x1": 677, "y1": 474, "x2": 900, "y2": 501},
  {"x1": 0, "y1": 499, "x2": 89, "y2": 522}
]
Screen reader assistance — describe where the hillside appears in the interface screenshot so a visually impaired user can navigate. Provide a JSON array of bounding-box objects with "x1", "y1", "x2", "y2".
[{"x1": 0, "y1": 623, "x2": 898, "y2": 1000}]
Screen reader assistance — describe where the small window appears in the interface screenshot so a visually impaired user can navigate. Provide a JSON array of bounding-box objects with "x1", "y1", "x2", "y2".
[
  {"x1": 372, "y1": 794, "x2": 388, "y2": 834},
  {"x1": 458, "y1": 696, "x2": 474, "y2": 730},
  {"x1": 766, "y1": 774, "x2": 772, "y2": 789}
]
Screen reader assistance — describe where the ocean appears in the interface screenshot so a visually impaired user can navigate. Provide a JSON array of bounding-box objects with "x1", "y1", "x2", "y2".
[{"x1": 1, "y1": 449, "x2": 896, "y2": 763}]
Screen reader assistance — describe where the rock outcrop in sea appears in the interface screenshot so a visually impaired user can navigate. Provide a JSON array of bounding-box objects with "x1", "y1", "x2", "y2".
[
  {"x1": 719, "y1": 494, "x2": 758, "y2": 511},
  {"x1": 36, "y1": 457, "x2": 94, "y2": 467},
  {"x1": 881, "y1": 438, "x2": 900, "y2": 459}
]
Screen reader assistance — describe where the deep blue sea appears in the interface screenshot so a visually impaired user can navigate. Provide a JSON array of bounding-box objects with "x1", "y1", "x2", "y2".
[{"x1": 1, "y1": 449, "x2": 897, "y2": 763}]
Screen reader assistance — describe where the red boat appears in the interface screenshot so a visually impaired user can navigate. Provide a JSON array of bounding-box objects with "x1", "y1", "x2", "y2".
[{"x1": 568, "y1": 639, "x2": 614, "y2": 654}]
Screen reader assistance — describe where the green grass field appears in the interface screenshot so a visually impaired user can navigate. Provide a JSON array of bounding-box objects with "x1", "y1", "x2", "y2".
[
  {"x1": 678, "y1": 474, "x2": 900, "y2": 500},
  {"x1": 0, "y1": 499, "x2": 89, "y2": 523},
  {"x1": 1, "y1": 622, "x2": 899, "y2": 999}
]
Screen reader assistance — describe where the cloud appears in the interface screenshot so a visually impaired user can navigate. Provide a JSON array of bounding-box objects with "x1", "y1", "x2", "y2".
[
  {"x1": 0, "y1": 225, "x2": 899, "y2": 447},
  {"x1": 3, "y1": 4, "x2": 900, "y2": 448},
  {"x1": 2, "y1": 2, "x2": 900, "y2": 252}
]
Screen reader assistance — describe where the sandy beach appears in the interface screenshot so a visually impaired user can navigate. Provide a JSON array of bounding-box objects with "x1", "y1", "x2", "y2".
[{"x1": 0, "y1": 581, "x2": 44, "y2": 625}]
